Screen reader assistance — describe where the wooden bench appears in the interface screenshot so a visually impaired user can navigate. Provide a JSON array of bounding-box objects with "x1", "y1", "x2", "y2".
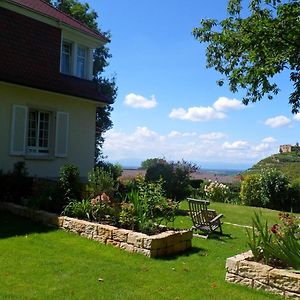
[{"x1": 187, "y1": 198, "x2": 223, "y2": 235}]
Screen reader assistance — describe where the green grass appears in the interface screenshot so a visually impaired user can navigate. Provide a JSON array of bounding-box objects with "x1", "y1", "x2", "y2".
[{"x1": 0, "y1": 205, "x2": 286, "y2": 300}]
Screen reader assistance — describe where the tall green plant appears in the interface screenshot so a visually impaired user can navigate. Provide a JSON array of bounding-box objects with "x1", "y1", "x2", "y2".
[
  {"x1": 86, "y1": 167, "x2": 116, "y2": 198},
  {"x1": 246, "y1": 212, "x2": 300, "y2": 269}
]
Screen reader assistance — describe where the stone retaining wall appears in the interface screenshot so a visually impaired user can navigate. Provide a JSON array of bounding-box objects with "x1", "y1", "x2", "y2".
[
  {"x1": 1, "y1": 202, "x2": 192, "y2": 258},
  {"x1": 226, "y1": 251, "x2": 300, "y2": 299}
]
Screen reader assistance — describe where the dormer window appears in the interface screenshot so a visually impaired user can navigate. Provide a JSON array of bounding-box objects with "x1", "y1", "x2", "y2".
[
  {"x1": 76, "y1": 46, "x2": 86, "y2": 78},
  {"x1": 61, "y1": 41, "x2": 72, "y2": 75},
  {"x1": 60, "y1": 39, "x2": 92, "y2": 80}
]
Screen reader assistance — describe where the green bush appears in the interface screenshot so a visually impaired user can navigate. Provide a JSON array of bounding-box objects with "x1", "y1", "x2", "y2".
[
  {"x1": 246, "y1": 212, "x2": 300, "y2": 269},
  {"x1": 125, "y1": 176, "x2": 178, "y2": 234},
  {"x1": 288, "y1": 179, "x2": 300, "y2": 212},
  {"x1": 240, "y1": 168, "x2": 289, "y2": 210},
  {"x1": 59, "y1": 164, "x2": 82, "y2": 203},
  {"x1": 0, "y1": 162, "x2": 33, "y2": 204},
  {"x1": 86, "y1": 167, "x2": 116, "y2": 198},
  {"x1": 145, "y1": 159, "x2": 197, "y2": 201},
  {"x1": 240, "y1": 174, "x2": 265, "y2": 207},
  {"x1": 95, "y1": 161, "x2": 123, "y2": 181},
  {"x1": 63, "y1": 199, "x2": 93, "y2": 220},
  {"x1": 204, "y1": 180, "x2": 231, "y2": 203}
]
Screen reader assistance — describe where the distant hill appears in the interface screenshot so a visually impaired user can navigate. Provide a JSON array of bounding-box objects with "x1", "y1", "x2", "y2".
[{"x1": 244, "y1": 152, "x2": 300, "y2": 182}]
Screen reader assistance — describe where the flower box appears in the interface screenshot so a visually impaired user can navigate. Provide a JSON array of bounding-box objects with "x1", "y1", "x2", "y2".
[
  {"x1": 226, "y1": 251, "x2": 300, "y2": 299},
  {"x1": 0, "y1": 202, "x2": 192, "y2": 258}
]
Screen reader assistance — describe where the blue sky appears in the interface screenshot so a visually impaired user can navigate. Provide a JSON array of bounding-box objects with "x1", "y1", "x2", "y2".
[{"x1": 88, "y1": 0, "x2": 299, "y2": 169}]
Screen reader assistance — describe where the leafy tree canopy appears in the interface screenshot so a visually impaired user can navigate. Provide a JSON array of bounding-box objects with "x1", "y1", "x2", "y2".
[
  {"x1": 193, "y1": 0, "x2": 300, "y2": 112},
  {"x1": 46, "y1": 0, "x2": 117, "y2": 160}
]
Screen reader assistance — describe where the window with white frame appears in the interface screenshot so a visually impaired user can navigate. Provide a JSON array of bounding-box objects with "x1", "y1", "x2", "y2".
[
  {"x1": 10, "y1": 105, "x2": 69, "y2": 159},
  {"x1": 61, "y1": 41, "x2": 72, "y2": 75},
  {"x1": 27, "y1": 110, "x2": 51, "y2": 155},
  {"x1": 61, "y1": 39, "x2": 92, "y2": 79},
  {"x1": 76, "y1": 46, "x2": 86, "y2": 78}
]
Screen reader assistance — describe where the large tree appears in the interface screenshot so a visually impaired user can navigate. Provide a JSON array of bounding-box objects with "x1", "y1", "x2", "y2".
[
  {"x1": 46, "y1": 0, "x2": 117, "y2": 160},
  {"x1": 193, "y1": 0, "x2": 300, "y2": 113}
]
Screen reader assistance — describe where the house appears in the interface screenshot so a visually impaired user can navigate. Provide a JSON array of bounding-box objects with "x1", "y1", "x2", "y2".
[
  {"x1": 0, "y1": 0, "x2": 112, "y2": 178},
  {"x1": 279, "y1": 144, "x2": 300, "y2": 153}
]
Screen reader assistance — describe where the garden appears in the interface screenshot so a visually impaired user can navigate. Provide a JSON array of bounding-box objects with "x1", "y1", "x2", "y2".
[{"x1": 1, "y1": 159, "x2": 300, "y2": 299}]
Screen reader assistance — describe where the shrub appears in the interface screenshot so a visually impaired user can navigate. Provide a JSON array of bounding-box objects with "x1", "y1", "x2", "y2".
[
  {"x1": 59, "y1": 164, "x2": 81, "y2": 202},
  {"x1": 246, "y1": 212, "x2": 300, "y2": 269},
  {"x1": 204, "y1": 180, "x2": 230, "y2": 203},
  {"x1": 86, "y1": 167, "x2": 116, "y2": 198},
  {"x1": 240, "y1": 174, "x2": 264, "y2": 207},
  {"x1": 145, "y1": 159, "x2": 197, "y2": 201},
  {"x1": 240, "y1": 168, "x2": 289, "y2": 210},
  {"x1": 119, "y1": 202, "x2": 136, "y2": 230},
  {"x1": 0, "y1": 162, "x2": 33, "y2": 204},
  {"x1": 126, "y1": 176, "x2": 178, "y2": 234},
  {"x1": 63, "y1": 199, "x2": 93, "y2": 220},
  {"x1": 95, "y1": 161, "x2": 123, "y2": 181},
  {"x1": 288, "y1": 179, "x2": 300, "y2": 212}
]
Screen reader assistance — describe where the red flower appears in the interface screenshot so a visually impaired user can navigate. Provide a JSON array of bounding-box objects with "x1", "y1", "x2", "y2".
[{"x1": 270, "y1": 224, "x2": 279, "y2": 234}]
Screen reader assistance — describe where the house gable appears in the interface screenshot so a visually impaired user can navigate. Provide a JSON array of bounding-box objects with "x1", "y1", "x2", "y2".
[{"x1": 0, "y1": 1, "x2": 111, "y2": 104}]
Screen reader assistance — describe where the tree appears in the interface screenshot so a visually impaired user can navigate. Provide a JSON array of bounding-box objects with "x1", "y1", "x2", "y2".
[
  {"x1": 46, "y1": 0, "x2": 117, "y2": 160},
  {"x1": 193, "y1": 0, "x2": 300, "y2": 113},
  {"x1": 145, "y1": 159, "x2": 199, "y2": 201}
]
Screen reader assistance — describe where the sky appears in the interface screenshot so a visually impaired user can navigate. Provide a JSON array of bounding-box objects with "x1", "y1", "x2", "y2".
[{"x1": 88, "y1": 0, "x2": 299, "y2": 170}]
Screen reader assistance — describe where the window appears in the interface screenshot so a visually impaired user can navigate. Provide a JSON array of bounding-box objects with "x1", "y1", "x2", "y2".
[
  {"x1": 10, "y1": 105, "x2": 69, "y2": 158},
  {"x1": 61, "y1": 41, "x2": 72, "y2": 74},
  {"x1": 27, "y1": 110, "x2": 51, "y2": 155},
  {"x1": 60, "y1": 39, "x2": 91, "y2": 79},
  {"x1": 76, "y1": 46, "x2": 86, "y2": 78}
]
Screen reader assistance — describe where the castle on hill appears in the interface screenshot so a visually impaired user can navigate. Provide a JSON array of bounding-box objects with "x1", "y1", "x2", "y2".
[{"x1": 279, "y1": 143, "x2": 300, "y2": 153}]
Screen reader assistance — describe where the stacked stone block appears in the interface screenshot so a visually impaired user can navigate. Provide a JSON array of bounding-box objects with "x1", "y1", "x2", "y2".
[
  {"x1": 226, "y1": 251, "x2": 300, "y2": 299},
  {"x1": 1, "y1": 202, "x2": 192, "y2": 258}
]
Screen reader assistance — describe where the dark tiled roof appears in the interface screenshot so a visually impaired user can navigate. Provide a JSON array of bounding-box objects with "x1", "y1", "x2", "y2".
[{"x1": 8, "y1": 0, "x2": 108, "y2": 42}]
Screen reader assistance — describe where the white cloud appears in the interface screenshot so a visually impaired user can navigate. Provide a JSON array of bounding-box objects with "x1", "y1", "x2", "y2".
[
  {"x1": 213, "y1": 97, "x2": 245, "y2": 112},
  {"x1": 169, "y1": 106, "x2": 226, "y2": 122},
  {"x1": 103, "y1": 127, "x2": 278, "y2": 166},
  {"x1": 168, "y1": 131, "x2": 197, "y2": 138},
  {"x1": 199, "y1": 132, "x2": 226, "y2": 140},
  {"x1": 262, "y1": 136, "x2": 276, "y2": 143},
  {"x1": 293, "y1": 113, "x2": 300, "y2": 121},
  {"x1": 265, "y1": 115, "x2": 291, "y2": 128},
  {"x1": 222, "y1": 140, "x2": 249, "y2": 150},
  {"x1": 134, "y1": 126, "x2": 158, "y2": 138},
  {"x1": 124, "y1": 93, "x2": 157, "y2": 109}
]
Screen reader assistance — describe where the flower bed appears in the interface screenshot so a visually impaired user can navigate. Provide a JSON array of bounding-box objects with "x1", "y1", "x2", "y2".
[
  {"x1": 225, "y1": 251, "x2": 300, "y2": 299},
  {"x1": 0, "y1": 202, "x2": 192, "y2": 258}
]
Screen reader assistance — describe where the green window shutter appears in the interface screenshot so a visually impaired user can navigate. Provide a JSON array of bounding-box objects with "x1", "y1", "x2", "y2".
[
  {"x1": 55, "y1": 111, "x2": 69, "y2": 158},
  {"x1": 10, "y1": 105, "x2": 28, "y2": 156}
]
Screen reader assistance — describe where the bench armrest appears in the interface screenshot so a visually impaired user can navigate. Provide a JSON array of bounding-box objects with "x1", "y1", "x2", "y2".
[{"x1": 210, "y1": 214, "x2": 223, "y2": 224}]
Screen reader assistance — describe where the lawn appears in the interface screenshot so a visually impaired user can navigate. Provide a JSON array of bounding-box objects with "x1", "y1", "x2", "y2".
[{"x1": 0, "y1": 203, "x2": 288, "y2": 300}]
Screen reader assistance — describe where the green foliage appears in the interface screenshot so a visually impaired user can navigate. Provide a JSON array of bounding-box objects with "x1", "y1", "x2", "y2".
[
  {"x1": 0, "y1": 162, "x2": 33, "y2": 204},
  {"x1": 95, "y1": 161, "x2": 123, "y2": 180},
  {"x1": 204, "y1": 180, "x2": 231, "y2": 203},
  {"x1": 63, "y1": 199, "x2": 93, "y2": 220},
  {"x1": 59, "y1": 164, "x2": 82, "y2": 203},
  {"x1": 246, "y1": 153, "x2": 300, "y2": 182},
  {"x1": 246, "y1": 212, "x2": 300, "y2": 269},
  {"x1": 126, "y1": 177, "x2": 178, "y2": 234},
  {"x1": 240, "y1": 168, "x2": 289, "y2": 210},
  {"x1": 119, "y1": 202, "x2": 136, "y2": 230},
  {"x1": 86, "y1": 167, "x2": 116, "y2": 198},
  {"x1": 193, "y1": 0, "x2": 300, "y2": 112},
  {"x1": 145, "y1": 158, "x2": 197, "y2": 201},
  {"x1": 140, "y1": 158, "x2": 165, "y2": 170}
]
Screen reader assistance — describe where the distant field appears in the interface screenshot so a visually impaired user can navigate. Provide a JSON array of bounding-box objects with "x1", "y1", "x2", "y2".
[{"x1": 121, "y1": 169, "x2": 240, "y2": 184}]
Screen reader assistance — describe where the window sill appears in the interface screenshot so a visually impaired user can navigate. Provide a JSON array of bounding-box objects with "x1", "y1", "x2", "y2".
[{"x1": 24, "y1": 155, "x2": 55, "y2": 161}]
